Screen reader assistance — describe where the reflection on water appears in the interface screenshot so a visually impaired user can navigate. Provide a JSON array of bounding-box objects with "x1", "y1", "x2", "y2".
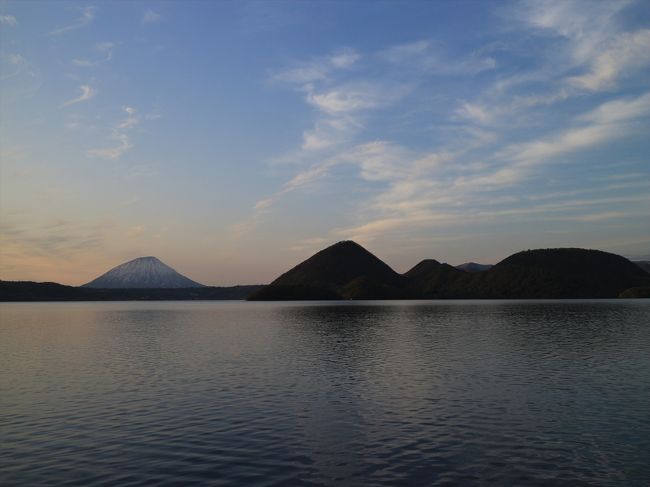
[{"x1": 1, "y1": 300, "x2": 649, "y2": 486}]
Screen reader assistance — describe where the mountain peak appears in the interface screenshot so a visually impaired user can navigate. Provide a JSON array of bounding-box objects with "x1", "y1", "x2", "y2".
[
  {"x1": 131, "y1": 256, "x2": 162, "y2": 263},
  {"x1": 83, "y1": 256, "x2": 205, "y2": 289},
  {"x1": 250, "y1": 240, "x2": 401, "y2": 299},
  {"x1": 455, "y1": 262, "x2": 493, "y2": 272}
]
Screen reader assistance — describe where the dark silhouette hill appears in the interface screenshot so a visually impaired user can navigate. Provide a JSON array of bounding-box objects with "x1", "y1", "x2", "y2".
[
  {"x1": 83, "y1": 256, "x2": 204, "y2": 288},
  {"x1": 455, "y1": 262, "x2": 492, "y2": 272},
  {"x1": 249, "y1": 241, "x2": 402, "y2": 300},
  {"x1": 633, "y1": 261, "x2": 650, "y2": 274},
  {"x1": 403, "y1": 260, "x2": 476, "y2": 298},
  {"x1": 250, "y1": 243, "x2": 650, "y2": 300},
  {"x1": 4, "y1": 244, "x2": 648, "y2": 302},
  {"x1": 472, "y1": 248, "x2": 650, "y2": 298},
  {"x1": 0, "y1": 280, "x2": 262, "y2": 301}
]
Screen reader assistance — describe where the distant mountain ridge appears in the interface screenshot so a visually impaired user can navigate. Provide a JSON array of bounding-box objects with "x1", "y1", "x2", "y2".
[
  {"x1": 83, "y1": 256, "x2": 204, "y2": 288},
  {"x1": 455, "y1": 262, "x2": 493, "y2": 272},
  {"x1": 249, "y1": 241, "x2": 650, "y2": 300},
  {"x1": 3, "y1": 243, "x2": 648, "y2": 301},
  {"x1": 0, "y1": 281, "x2": 262, "y2": 301}
]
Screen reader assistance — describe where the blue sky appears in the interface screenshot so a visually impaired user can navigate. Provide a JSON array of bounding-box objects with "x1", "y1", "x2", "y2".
[{"x1": 1, "y1": 0, "x2": 649, "y2": 285}]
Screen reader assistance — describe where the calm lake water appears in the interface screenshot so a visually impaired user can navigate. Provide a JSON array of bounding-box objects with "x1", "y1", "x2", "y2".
[{"x1": 1, "y1": 300, "x2": 649, "y2": 486}]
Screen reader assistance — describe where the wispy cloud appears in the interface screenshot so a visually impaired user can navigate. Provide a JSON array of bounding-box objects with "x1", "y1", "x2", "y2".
[
  {"x1": 60, "y1": 85, "x2": 96, "y2": 108},
  {"x1": 0, "y1": 14, "x2": 17, "y2": 25},
  {"x1": 381, "y1": 39, "x2": 497, "y2": 75},
  {"x1": 126, "y1": 225, "x2": 145, "y2": 238},
  {"x1": 87, "y1": 106, "x2": 138, "y2": 160},
  {"x1": 307, "y1": 84, "x2": 382, "y2": 114},
  {"x1": 49, "y1": 6, "x2": 95, "y2": 35},
  {"x1": 1, "y1": 53, "x2": 26, "y2": 80},
  {"x1": 450, "y1": 0, "x2": 649, "y2": 130},
  {"x1": 72, "y1": 42, "x2": 115, "y2": 67},
  {"x1": 233, "y1": 1, "x2": 649, "y2": 254},
  {"x1": 0, "y1": 217, "x2": 124, "y2": 284},
  {"x1": 271, "y1": 48, "x2": 360, "y2": 84},
  {"x1": 255, "y1": 87, "x2": 650, "y2": 245},
  {"x1": 504, "y1": 91, "x2": 650, "y2": 167},
  {"x1": 141, "y1": 9, "x2": 162, "y2": 25},
  {"x1": 270, "y1": 47, "x2": 410, "y2": 163},
  {"x1": 515, "y1": 0, "x2": 650, "y2": 93},
  {"x1": 568, "y1": 29, "x2": 650, "y2": 91}
]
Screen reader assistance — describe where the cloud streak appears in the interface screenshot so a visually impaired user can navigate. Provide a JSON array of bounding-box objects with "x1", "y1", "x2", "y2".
[
  {"x1": 87, "y1": 107, "x2": 138, "y2": 160},
  {"x1": 60, "y1": 85, "x2": 96, "y2": 108},
  {"x1": 142, "y1": 9, "x2": 162, "y2": 25},
  {"x1": 0, "y1": 14, "x2": 17, "y2": 25},
  {"x1": 569, "y1": 29, "x2": 650, "y2": 91},
  {"x1": 49, "y1": 6, "x2": 95, "y2": 35},
  {"x1": 72, "y1": 42, "x2": 115, "y2": 67}
]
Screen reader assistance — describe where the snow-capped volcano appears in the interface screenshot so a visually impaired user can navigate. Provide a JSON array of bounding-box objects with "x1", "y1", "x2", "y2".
[{"x1": 82, "y1": 256, "x2": 205, "y2": 288}]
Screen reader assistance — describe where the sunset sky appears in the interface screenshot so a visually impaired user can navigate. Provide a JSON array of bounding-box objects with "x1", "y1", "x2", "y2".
[{"x1": 1, "y1": 0, "x2": 649, "y2": 286}]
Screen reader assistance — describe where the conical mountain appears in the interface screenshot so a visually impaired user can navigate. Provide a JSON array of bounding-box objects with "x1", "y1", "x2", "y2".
[
  {"x1": 83, "y1": 256, "x2": 205, "y2": 288},
  {"x1": 249, "y1": 241, "x2": 401, "y2": 300}
]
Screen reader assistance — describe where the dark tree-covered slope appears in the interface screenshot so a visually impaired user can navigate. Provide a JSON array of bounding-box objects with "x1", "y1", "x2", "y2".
[
  {"x1": 0, "y1": 281, "x2": 262, "y2": 301},
  {"x1": 249, "y1": 241, "x2": 402, "y2": 300},
  {"x1": 472, "y1": 248, "x2": 650, "y2": 299},
  {"x1": 633, "y1": 261, "x2": 650, "y2": 274},
  {"x1": 250, "y1": 243, "x2": 650, "y2": 300}
]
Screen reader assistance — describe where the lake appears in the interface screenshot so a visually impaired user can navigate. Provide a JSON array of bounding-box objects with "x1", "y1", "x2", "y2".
[{"x1": 1, "y1": 300, "x2": 649, "y2": 486}]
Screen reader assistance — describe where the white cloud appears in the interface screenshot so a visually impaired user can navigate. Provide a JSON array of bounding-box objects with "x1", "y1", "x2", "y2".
[
  {"x1": 142, "y1": 9, "x2": 162, "y2": 25},
  {"x1": 60, "y1": 85, "x2": 96, "y2": 108},
  {"x1": 516, "y1": 0, "x2": 648, "y2": 92},
  {"x1": 329, "y1": 91, "x2": 650, "y2": 242},
  {"x1": 0, "y1": 14, "x2": 17, "y2": 25},
  {"x1": 87, "y1": 107, "x2": 139, "y2": 160},
  {"x1": 569, "y1": 29, "x2": 650, "y2": 91},
  {"x1": 301, "y1": 120, "x2": 348, "y2": 151},
  {"x1": 49, "y1": 6, "x2": 95, "y2": 35},
  {"x1": 329, "y1": 49, "x2": 360, "y2": 68},
  {"x1": 381, "y1": 39, "x2": 496, "y2": 75},
  {"x1": 87, "y1": 134, "x2": 134, "y2": 160},
  {"x1": 72, "y1": 42, "x2": 115, "y2": 67},
  {"x1": 579, "y1": 92, "x2": 650, "y2": 124},
  {"x1": 506, "y1": 92, "x2": 650, "y2": 167},
  {"x1": 116, "y1": 106, "x2": 138, "y2": 129},
  {"x1": 246, "y1": 8, "x2": 650, "y2": 246},
  {"x1": 272, "y1": 48, "x2": 360, "y2": 85},
  {"x1": 341, "y1": 141, "x2": 410, "y2": 182},
  {"x1": 307, "y1": 86, "x2": 380, "y2": 114},
  {"x1": 455, "y1": 102, "x2": 493, "y2": 124},
  {"x1": 521, "y1": 0, "x2": 626, "y2": 61}
]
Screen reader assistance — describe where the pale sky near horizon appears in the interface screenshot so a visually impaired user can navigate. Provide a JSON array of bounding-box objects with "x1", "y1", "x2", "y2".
[{"x1": 1, "y1": 0, "x2": 649, "y2": 286}]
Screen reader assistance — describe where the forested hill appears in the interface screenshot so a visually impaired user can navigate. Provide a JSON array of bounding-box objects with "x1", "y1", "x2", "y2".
[
  {"x1": 0, "y1": 281, "x2": 262, "y2": 301},
  {"x1": 249, "y1": 243, "x2": 650, "y2": 300}
]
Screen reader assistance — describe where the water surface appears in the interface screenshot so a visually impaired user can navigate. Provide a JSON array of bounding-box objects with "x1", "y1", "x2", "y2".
[{"x1": 1, "y1": 300, "x2": 649, "y2": 486}]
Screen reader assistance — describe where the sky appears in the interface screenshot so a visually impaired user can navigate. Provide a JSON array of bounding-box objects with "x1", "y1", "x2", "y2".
[{"x1": 1, "y1": 0, "x2": 649, "y2": 286}]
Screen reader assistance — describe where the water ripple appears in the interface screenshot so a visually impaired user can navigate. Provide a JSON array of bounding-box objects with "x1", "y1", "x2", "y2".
[{"x1": 1, "y1": 300, "x2": 649, "y2": 486}]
